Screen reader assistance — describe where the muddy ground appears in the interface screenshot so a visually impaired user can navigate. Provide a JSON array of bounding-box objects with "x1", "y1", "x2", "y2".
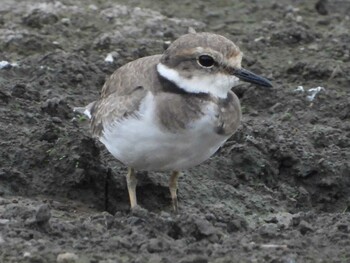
[{"x1": 0, "y1": 0, "x2": 350, "y2": 262}]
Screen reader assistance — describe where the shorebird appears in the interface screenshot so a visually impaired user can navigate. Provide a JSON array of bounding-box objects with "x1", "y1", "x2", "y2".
[{"x1": 75, "y1": 32, "x2": 272, "y2": 212}]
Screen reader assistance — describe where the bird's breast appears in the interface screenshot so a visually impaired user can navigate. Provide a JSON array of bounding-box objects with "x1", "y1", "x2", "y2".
[{"x1": 99, "y1": 92, "x2": 240, "y2": 171}]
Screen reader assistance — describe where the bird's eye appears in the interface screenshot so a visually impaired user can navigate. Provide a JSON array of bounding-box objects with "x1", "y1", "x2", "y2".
[{"x1": 197, "y1": 55, "x2": 215, "y2": 68}]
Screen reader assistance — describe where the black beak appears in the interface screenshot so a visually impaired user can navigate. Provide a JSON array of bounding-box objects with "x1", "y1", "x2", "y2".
[{"x1": 232, "y1": 68, "x2": 272, "y2": 88}]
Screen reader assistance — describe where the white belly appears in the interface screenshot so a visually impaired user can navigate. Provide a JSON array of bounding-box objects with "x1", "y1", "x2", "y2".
[{"x1": 100, "y1": 93, "x2": 229, "y2": 171}]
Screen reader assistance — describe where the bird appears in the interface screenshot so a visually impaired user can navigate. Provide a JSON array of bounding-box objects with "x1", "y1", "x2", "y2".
[{"x1": 75, "y1": 32, "x2": 272, "y2": 213}]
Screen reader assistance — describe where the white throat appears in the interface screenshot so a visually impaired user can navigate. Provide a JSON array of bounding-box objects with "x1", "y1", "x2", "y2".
[{"x1": 157, "y1": 63, "x2": 239, "y2": 99}]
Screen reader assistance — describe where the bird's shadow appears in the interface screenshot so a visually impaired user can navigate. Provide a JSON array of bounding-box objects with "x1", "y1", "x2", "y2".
[{"x1": 104, "y1": 170, "x2": 172, "y2": 214}]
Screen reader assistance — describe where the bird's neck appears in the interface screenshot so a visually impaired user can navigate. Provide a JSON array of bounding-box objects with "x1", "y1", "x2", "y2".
[{"x1": 156, "y1": 63, "x2": 236, "y2": 99}]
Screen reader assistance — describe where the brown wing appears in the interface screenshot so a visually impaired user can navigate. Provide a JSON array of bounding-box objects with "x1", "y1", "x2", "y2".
[
  {"x1": 89, "y1": 89, "x2": 146, "y2": 137},
  {"x1": 100, "y1": 55, "x2": 162, "y2": 98},
  {"x1": 89, "y1": 55, "x2": 162, "y2": 138}
]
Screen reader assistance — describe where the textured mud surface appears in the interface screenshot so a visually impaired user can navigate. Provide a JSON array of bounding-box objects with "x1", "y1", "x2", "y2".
[{"x1": 1, "y1": 0, "x2": 350, "y2": 262}]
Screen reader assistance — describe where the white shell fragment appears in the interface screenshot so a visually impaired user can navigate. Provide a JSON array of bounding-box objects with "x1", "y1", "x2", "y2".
[
  {"x1": 294, "y1": 86, "x2": 304, "y2": 92},
  {"x1": 0, "y1": 61, "x2": 18, "y2": 69},
  {"x1": 306, "y1": 86, "x2": 324, "y2": 101},
  {"x1": 104, "y1": 53, "x2": 114, "y2": 63},
  {"x1": 294, "y1": 85, "x2": 325, "y2": 101}
]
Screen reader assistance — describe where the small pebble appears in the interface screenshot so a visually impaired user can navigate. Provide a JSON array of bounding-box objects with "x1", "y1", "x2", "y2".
[
  {"x1": 36, "y1": 204, "x2": 51, "y2": 224},
  {"x1": 57, "y1": 252, "x2": 79, "y2": 263}
]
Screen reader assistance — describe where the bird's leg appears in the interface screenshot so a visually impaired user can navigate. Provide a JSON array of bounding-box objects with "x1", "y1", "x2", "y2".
[
  {"x1": 169, "y1": 171, "x2": 181, "y2": 213},
  {"x1": 126, "y1": 167, "x2": 137, "y2": 209}
]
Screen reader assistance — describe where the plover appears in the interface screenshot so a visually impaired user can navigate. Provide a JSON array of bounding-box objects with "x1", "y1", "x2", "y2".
[{"x1": 76, "y1": 32, "x2": 272, "y2": 212}]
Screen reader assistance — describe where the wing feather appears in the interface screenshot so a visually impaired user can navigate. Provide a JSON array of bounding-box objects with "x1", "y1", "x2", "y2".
[
  {"x1": 89, "y1": 55, "x2": 161, "y2": 137},
  {"x1": 90, "y1": 88, "x2": 146, "y2": 137}
]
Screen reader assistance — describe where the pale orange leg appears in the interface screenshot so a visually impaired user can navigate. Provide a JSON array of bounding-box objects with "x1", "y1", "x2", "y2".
[
  {"x1": 126, "y1": 167, "x2": 137, "y2": 209},
  {"x1": 169, "y1": 171, "x2": 181, "y2": 213}
]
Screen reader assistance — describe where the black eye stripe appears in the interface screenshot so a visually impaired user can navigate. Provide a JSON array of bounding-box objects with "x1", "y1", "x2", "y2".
[{"x1": 197, "y1": 55, "x2": 215, "y2": 68}]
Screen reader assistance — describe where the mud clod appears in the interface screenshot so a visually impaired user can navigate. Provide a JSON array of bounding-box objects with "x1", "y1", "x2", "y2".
[
  {"x1": 22, "y1": 9, "x2": 59, "y2": 29},
  {"x1": 299, "y1": 220, "x2": 314, "y2": 235},
  {"x1": 56, "y1": 252, "x2": 79, "y2": 263},
  {"x1": 35, "y1": 204, "x2": 51, "y2": 225}
]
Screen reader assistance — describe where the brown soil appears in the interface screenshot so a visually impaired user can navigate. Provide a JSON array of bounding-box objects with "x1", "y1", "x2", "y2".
[{"x1": 1, "y1": 0, "x2": 350, "y2": 262}]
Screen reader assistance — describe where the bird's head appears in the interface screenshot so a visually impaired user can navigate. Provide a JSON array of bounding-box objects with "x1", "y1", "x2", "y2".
[{"x1": 157, "y1": 32, "x2": 272, "y2": 98}]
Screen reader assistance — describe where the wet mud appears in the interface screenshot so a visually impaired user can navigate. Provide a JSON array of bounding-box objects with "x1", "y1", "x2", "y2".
[{"x1": 1, "y1": 0, "x2": 350, "y2": 262}]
